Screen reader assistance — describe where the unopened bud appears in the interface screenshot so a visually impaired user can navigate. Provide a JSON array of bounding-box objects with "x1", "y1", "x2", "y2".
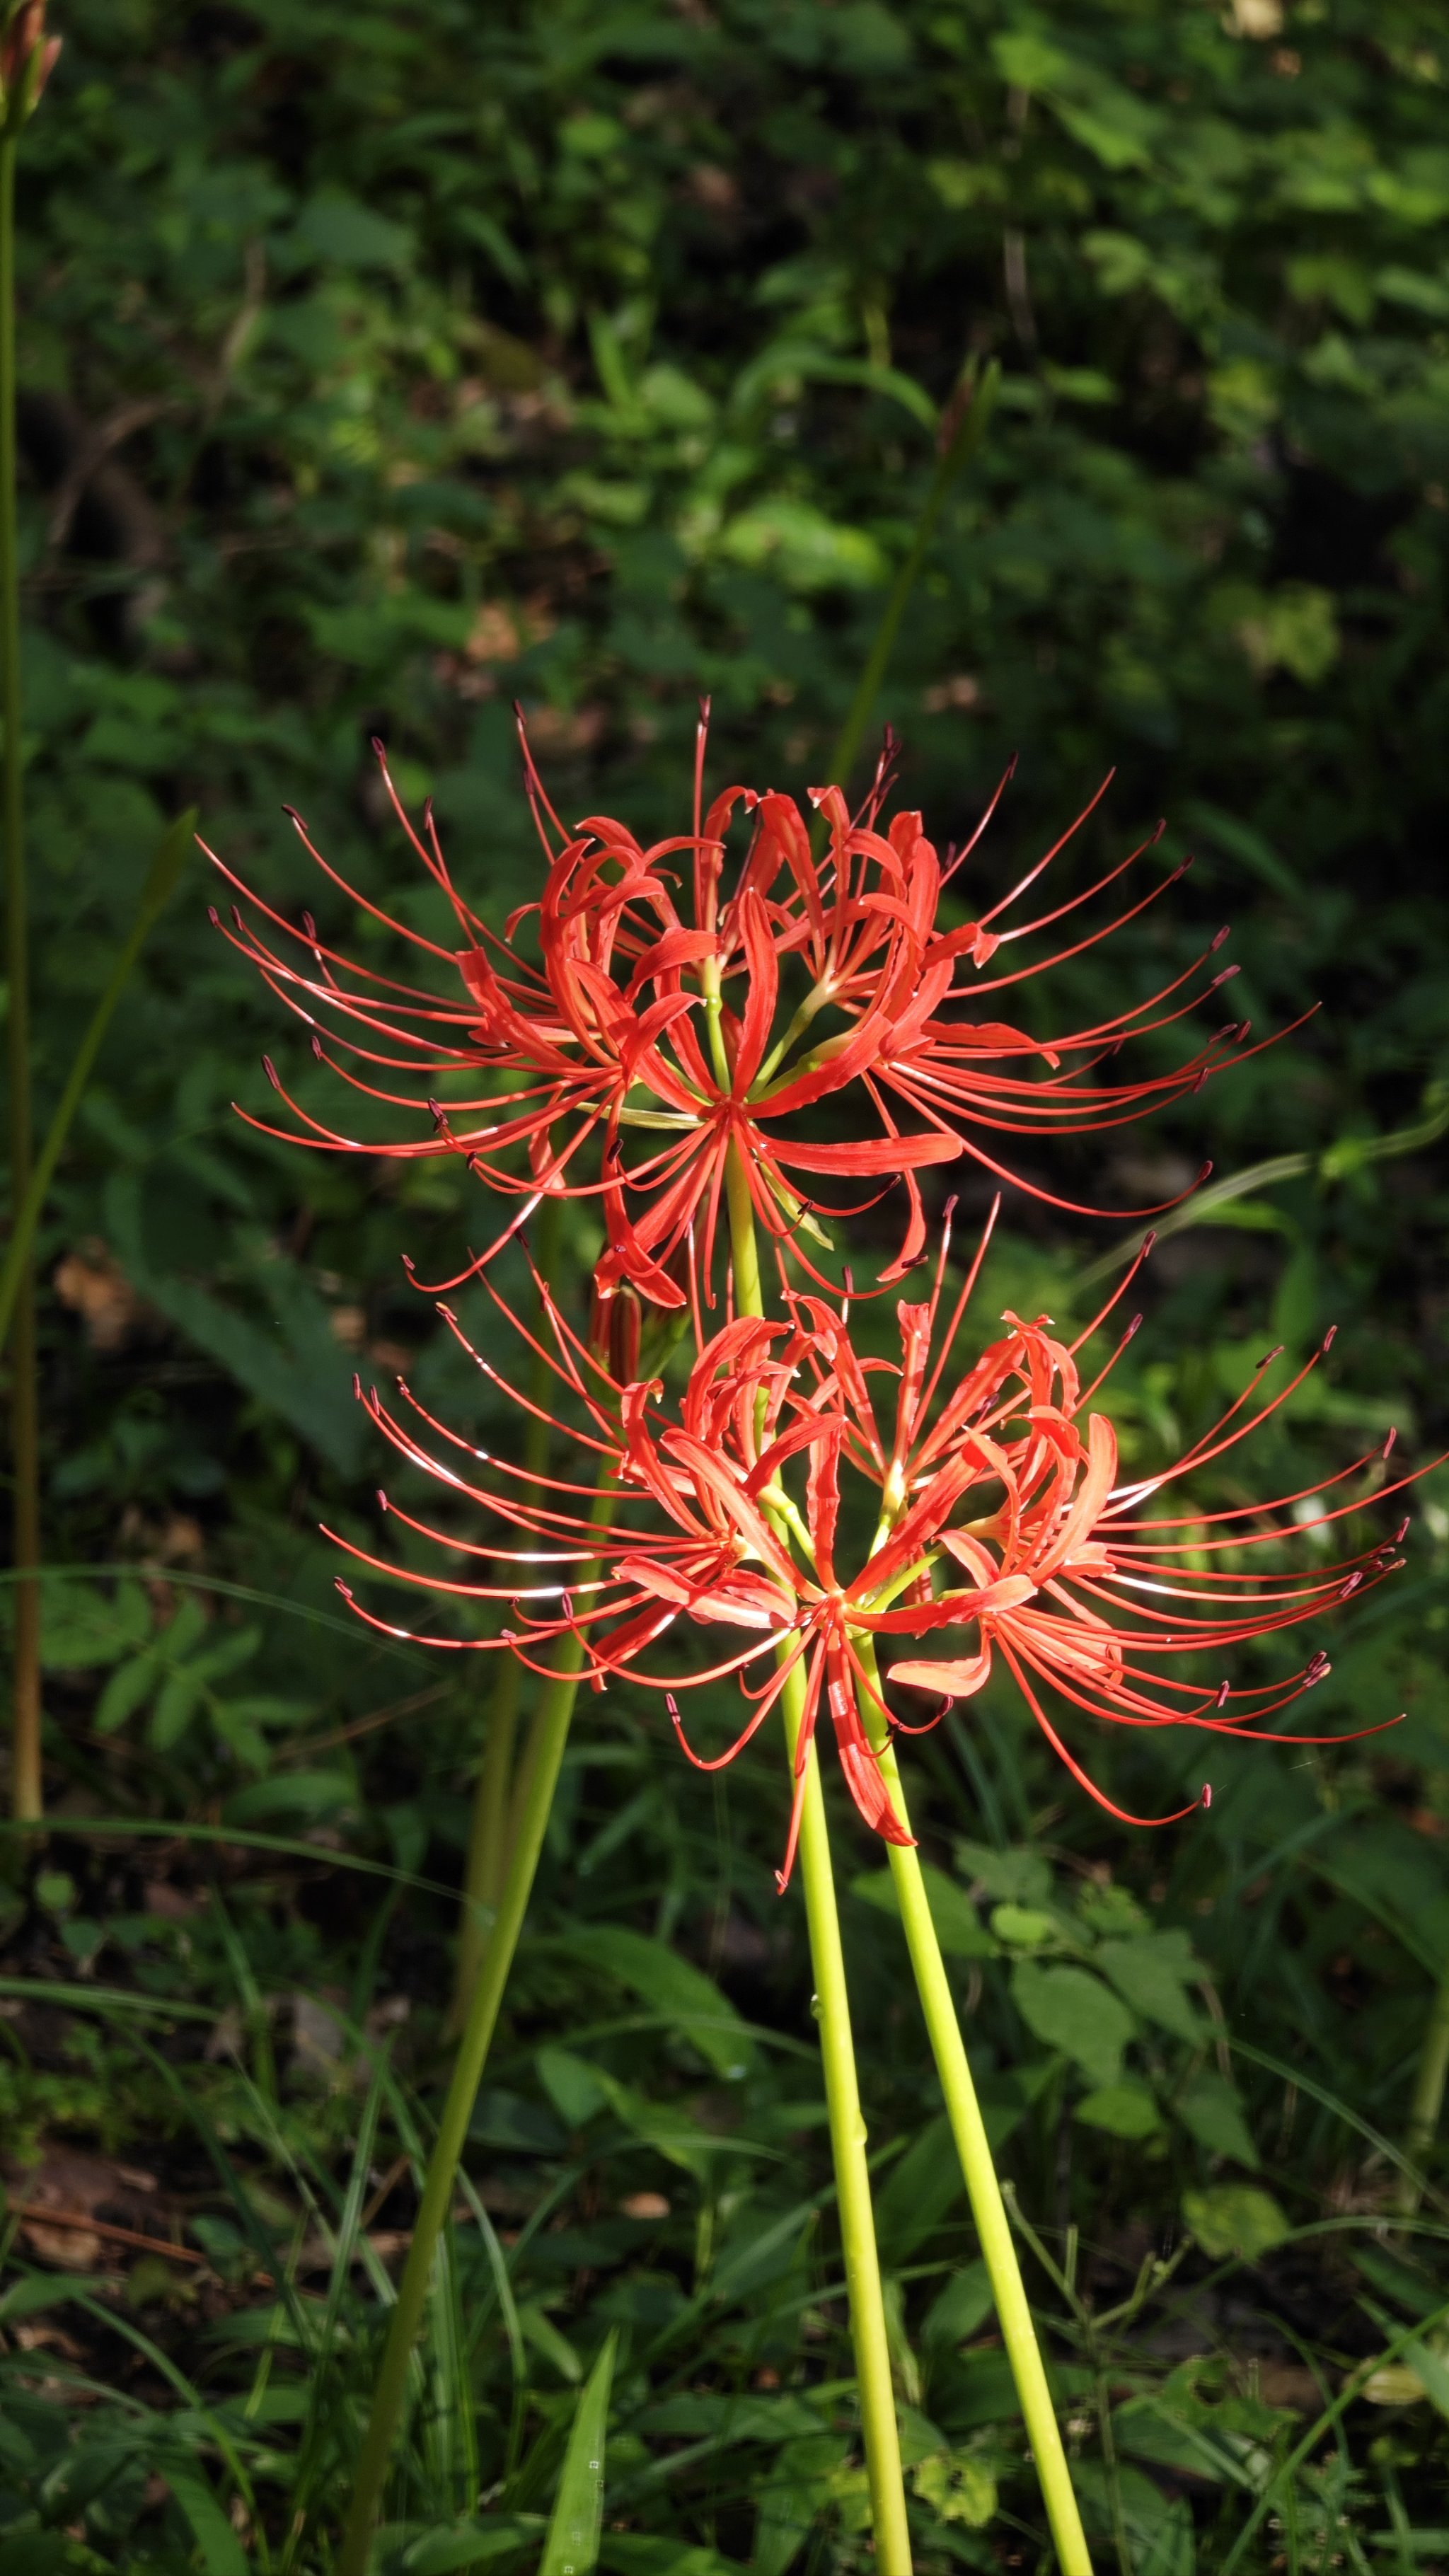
[{"x1": 0, "y1": 1, "x2": 59, "y2": 133}]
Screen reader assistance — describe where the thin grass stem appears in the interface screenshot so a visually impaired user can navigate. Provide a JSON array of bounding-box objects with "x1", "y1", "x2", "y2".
[{"x1": 0, "y1": 129, "x2": 40, "y2": 1824}]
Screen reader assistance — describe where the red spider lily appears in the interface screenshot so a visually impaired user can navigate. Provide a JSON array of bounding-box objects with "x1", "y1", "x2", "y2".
[
  {"x1": 325, "y1": 1211, "x2": 1424, "y2": 1888},
  {"x1": 209, "y1": 713, "x2": 1271, "y2": 1310}
]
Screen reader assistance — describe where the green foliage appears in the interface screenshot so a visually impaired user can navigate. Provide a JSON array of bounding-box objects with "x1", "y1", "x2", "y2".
[{"x1": 3, "y1": 0, "x2": 1449, "y2": 2569}]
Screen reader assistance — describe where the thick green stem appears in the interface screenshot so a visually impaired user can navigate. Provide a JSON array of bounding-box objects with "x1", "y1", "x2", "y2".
[
  {"x1": 447, "y1": 1651, "x2": 525, "y2": 2034},
  {"x1": 336, "y1": 1627, "x2": 591, "y2": 2576},
  {"x1": 1397, "y1": 1963, "x2": 1449, "y2": 2221},
  {"x1": 724, "y1": 1143, "x2": 911, "y2": 2576},
  {"x1": 856, "y1": 1646, "x2": 1092, "y2": 2576},
  {"x1": 0, "y1": 130, "x2": 39, "y2": 1825}
]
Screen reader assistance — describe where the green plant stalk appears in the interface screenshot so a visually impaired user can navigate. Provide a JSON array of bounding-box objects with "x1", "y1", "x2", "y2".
[
  {"x1": 1397, "y1": 1963, "x2": 1449, "y2": 2221},
  {"x1": 0, "y1": 128, "x2": 38, "y2": 1824},
  {"x1": 724, "y1": 1145, "x2": 912, "y2": 2576},
  {"x1": 0, "y1": 804, "x2": 195, "y2": 1359},
  {"x1": 855, "y1": 1639, "x2": 1092, "y2": 2576},
  {"x1": 447, "y1": 1642, "x2": 526, "y2": 2030},
  {"x1": 336, "y1": 1571, "x2": 608, "y2": 2576},
  {"x1": 447, "y1": 1198, "x2": 562, "y2": 2033},
  {"x1": 826, "y1": 356, "x2": 1000, "y2": 796}
]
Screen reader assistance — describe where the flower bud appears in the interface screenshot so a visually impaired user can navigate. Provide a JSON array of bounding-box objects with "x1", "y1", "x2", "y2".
[
  {"x1": 0, "y1": 1, "x2": 60, "y2": 134},
  {"x1": 589, "y1": 1276, "x2": 642, "y2": 1385}
]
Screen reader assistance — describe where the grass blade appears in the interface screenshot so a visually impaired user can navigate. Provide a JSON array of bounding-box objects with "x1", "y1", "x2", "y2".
[
  {"x1": 161, "y1": 2458, "x2": 251, "y2": 2576},
  {"x1": 539, "y1": 2328, "x2": 618, "y2": 2576}
]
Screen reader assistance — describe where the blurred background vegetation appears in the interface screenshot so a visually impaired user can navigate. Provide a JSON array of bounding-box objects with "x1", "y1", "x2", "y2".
[{"x1": 2, "y1": 1, "x2": 1449, "y2": 2568}]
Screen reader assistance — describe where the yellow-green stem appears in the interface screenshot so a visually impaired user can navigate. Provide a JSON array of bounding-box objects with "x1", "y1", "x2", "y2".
[
  {"x1": 856, "y1": 1641, "x2": 1092, "y2": 2576},
  {"x1": 775, "y1": 1653, "x2": 913, "y2": 2576},
  {"x1": 724, "y1": 1143, "x2": 911, "y2": 2576},
  {"x1": 1397, "y1": 1963, "x2": 1449, "y2": 2221},
  {"x1": 0, "y1": 131, "x2": 40, "y2": 1825}
]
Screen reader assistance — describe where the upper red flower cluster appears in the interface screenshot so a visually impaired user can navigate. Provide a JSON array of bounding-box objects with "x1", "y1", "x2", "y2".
[
  {"x1": 330, "y1": 1210, "x2": 1413, "y2": 1883},
  {"x1": 210, "y1": 714, "x2": 1265, "y2": 1307}
]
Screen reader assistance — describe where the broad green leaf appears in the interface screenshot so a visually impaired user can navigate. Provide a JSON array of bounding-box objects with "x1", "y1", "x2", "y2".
[
  {"x1": 1181, "y1": 2185, "x2": 1291, "y2": 2263},
  {"x1": 638, "y1": 2391, "x2": 824, "y2": 2443},
  {"x1": 912, "y1": 2448, "x2": 998, "y2": 2529},
  {"x1": 2, "y1": 1574, "x2": 152, "y2": 1672},
  {"x1": 753, "y1": 2430, "x2": 851, "y2": 2576},
  {"x1": 874, "y1": 2112, "x2": 962, "y2": 2260},
  {"x1": 1174, "y1": 2071, "x2": 1259, "y2": 2168},
  {"x1": 557, "y1": 1924, "x2": 756, "y2": 2079},
  {"x1": 93, "y1": 1647, "x2": 163, "y2": 1733},
  {"x1": 150, "y1": 1668, "x2": 205, "y2": 1748},
  {"x1": 851, "y1": 1860, "x2": 994, "y2": 1956},
  {"x1": 1075, "y1": 2081, "x2": 1163, "y2": 2140},
  {"x1": 1012, "y1": 1961, "x2": 1136, "y2": 2087},
  {"x1": 991, "y1": 30, "x2": 1073, "y2": 91},
  {"x1": 539, "y1": 2329, "x2": 617, "y2": 2576},
  {"x1": 104, "y1": 1177, "x2": 372, "y2": 1476},
  {"x1": 991, "y1": 1902, "x2": 1060, "y2": 1950},
  {"x1": 595, "y1": 2070, "x2": 746, "y2": 2178},
  {"x1": 954, "y1": 1842, "x2": 1052, "y2": 1907},
  {"x1": 1097, "y1": 1932, "x2": 1205, "y2": 2043},
  {"x1": 923, "y1": 2260, "x2": 994, "y2": 2348},
  {"x1": 537, "y1": 2046, "x2": 610, "y2": 2129},
  {"x1": 720, "y1": 497, "x2": 886, "y2": 591},
  {"x1": 290, "y1": 188, "x2": 412, "y2": 271},
  {"x1": 1115, "y1": 2384, "x2": 1260, "y2": 2490},
  {"x1": 222, "y1": 1772, "x2": 355, "y2": 1826}
]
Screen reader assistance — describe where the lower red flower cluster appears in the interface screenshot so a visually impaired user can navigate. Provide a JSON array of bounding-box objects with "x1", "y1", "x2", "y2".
[{"x1": 330, "y1": 1207, "x2": 1416, "y2": 1883}]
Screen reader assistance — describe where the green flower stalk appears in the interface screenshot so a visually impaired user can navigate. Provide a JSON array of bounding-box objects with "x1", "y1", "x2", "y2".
[{"x1": 1, "y1": 0, "x2": 59, "y2": 1825}]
